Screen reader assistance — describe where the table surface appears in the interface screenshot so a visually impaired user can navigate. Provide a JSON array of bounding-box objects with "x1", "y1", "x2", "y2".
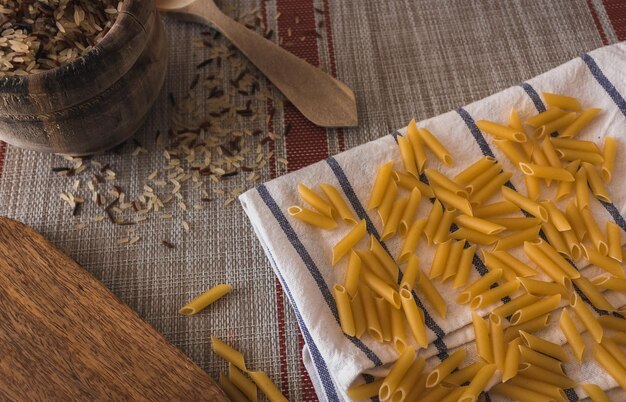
[{"x1": 0, "y1": 0, "x2": 624, "y2": 400}]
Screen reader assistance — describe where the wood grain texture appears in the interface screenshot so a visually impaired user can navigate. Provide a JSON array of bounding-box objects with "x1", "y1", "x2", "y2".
[
  {"x1": 0, "y1": 217, "x2": 228, "y2": 402},
  {"x1": 0, "y1": 0, "x2": 167, "y2": 155}
]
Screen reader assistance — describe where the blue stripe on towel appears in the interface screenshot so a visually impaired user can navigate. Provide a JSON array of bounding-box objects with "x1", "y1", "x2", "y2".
[
  {"x1": 581, "y1": 53, "x2": 626, "y2": 118},
  {"x1": 519, "y1": 83, "x2": 547, "y2": 113},
  {"x1": 257, "y1": 184, "x2": 383, "y2": 367}
]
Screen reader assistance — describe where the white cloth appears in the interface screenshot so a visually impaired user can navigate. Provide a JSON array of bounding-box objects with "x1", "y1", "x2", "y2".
[{"x1": 240, "y1": 42, "x2": 626, "y2": 401}]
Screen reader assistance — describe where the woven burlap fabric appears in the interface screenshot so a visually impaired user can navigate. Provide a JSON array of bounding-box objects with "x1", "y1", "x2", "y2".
[{"x1": 0, "y1": 1, "x2": 622, "y2": 400}]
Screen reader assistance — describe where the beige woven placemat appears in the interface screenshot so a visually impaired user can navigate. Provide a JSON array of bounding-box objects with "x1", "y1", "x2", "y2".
[{"x1": 0, "y1": 0, "x2": 622, "y2": 400}]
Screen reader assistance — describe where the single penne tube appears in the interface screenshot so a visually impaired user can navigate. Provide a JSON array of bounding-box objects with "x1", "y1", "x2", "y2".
[
  {"x1": 400, "y1": 254, "x2": 420, "y2": 289},
  {"x1": 359, "y1": 285, "x2": 383, "y2": 342},
  {"x1": 519, "y1": 330, "x2": 568, "y2": 361},
  {"x1": 493, "y1": 139, "x2": 528, "y2": 166},
  {"x1": 563, "y1": 230, "x2": 583, "y2": 260},
  {"x1": 415, "y1": 268, "x2": 447, "y2": 318},
  {"x1": 559, "y1": 308, "x2": 585, "y2": 362},
  {"x1": 457, "y1": 268, "x2": 503, "y2": 304},
  {"x1": 229, "y1": 364, "x2": 258, "y2": 402},
  {"x1": 361, "y1": 269, "x2": 401, "y2": 309},
  {"x1": 601, "y1": 136, "x2": 617, "y2": 182},
  {"x1": 453, "y1": 244, "x2": 476, "y2": 289},
  {"x1": 432, "y1": 186, "x2": 473, "y2": 216},
  {"x1": 519, "y1": 277, "x2": 569, "y2": 297},
  {"x1": 374, "y1": 295, "x2": 392, "y2": 342},
  {"x1": 333, "y1": 284, "x2": 356, "y2": 336},
  {"x1": 423, "y1": 200, "x2": 444, "y2": 245},
  {"x1": 459, "y1": 364, "x2": 498, "y2": 402},
  {"x1": 393, "y1": 171, "x2": 434, "y2": 197},
  {"x1": 525, "y1": 174, "x2": 541, "y2": 200},
  {"x1": 494, "y1": 225, "x2": 541, "y2": 251},
  {"x1": 510, "y1": 294, "x2": 561, "y2": 325},
  {"x1": 473, "y1": 200, "x2": 520, "y2": 218},
  {"x1": 378, "y1": 179, "x2": 398, "y2": 225},
  {"x1": 565, "y1": 200, "x2": 587, "y2": 240},
  {"x1": 570, "y1": 292, "x2": 603, "y2": 343},
  {"x1": 248, "y1": 371, "x2": 288, "y2": 402},
  {"x1": 517, "y1": 363, "x2": 574, "y2": 389},
  {"x1": 523, "y1": 241, "x2": 570, "y2": 285},
  {"x1": 451, "y1": 227, "x2": 498, "y2": 245},
  {"x1": 418, "y1": 127, "x2": 454, "y2": 166},
  {"x1": 344, "y1": 251, "x2": 361, "y2": 297},
  {"x1": 491, "y1": 250, "x2": 538, "y2": 277},
  {"x1": 426, "y1": 348, "x2": 466, "y2": 388},
  {"x1": 442, "y1": 362, "x2": 484, "y2": 386},
  {"x1": 442, "y1": 240, "x2": 465, "y2": 282},
  {"x1": 542, "y1": 93, "x2": 582, "y2": 111},
  {"x1": 542, "y1": 220, "x2": 570, "y2": 256},
  {"x1": 557, "y1": 147, "x2": 605, "y2": 164},
  {"x1": 487, "y1": 217, "x2": 541, "y2": 231},
  {"x1": 599, "y1": 315, "x2": 626, "y2": 332},
  {"x1": 575, "y1": 167, "x2": 590, "y2": 210},
  {"x1": 179, "y1": 284, "x2": 233, "y2": 316},
  {"x1": 404, "y1": 375, "x2": 428, "y2": 402},
  {"x1": 425, "y1": 168, "x2": 467, "y2": 196},
  {"x1": 555, "y1": 160, "x2": 581, "y2": 201},
  {"x1": 297, "y1": 183, "x2": 335, "y2": 217},
  {"x1": 332, "y1": 219, "x2": 367, "y2": 265},
  {"x1": 399, "y1": 187, "x2": 422, "y2": 235},
  {"x1": 602, "y1": 337, "x2": 626, "y2": 369},
  {"x1": 534, "y1": 239, "x2": 581, "y2": 278},
  {"x1": 501, "y1": 186, "x2": 548, "y2": 221},
  {"x1": 560, "y1": 107, "x2": 601, "y2": 138},
  {"x1": 592, "y1": 274, "x2": 626, "y2": 292},
  {"x1": 540, "y1": 137, "x2": 562, "y2": 168},
  {"x1": 583, "y1": 244, "x2": 625, "y2": 278},
  {"x1": 429, "y1": 239, "x2": 452, "y2": 279},
  {"x1": 454, "y1": 156, "x2": 497, "y2": 184},
  {"x1": 519, "y1": 162, "x2": 574, "y2": 182},
  {"x1": 454, "y1": 214, "x2": 506, "y2": 235},
  {"x1": 583, "y1": 161, "x2": 612, "y2": 203},
  {"x1": 593, "y1": 343, "x2": 626, "y2": 391},
  {"x1": 407, "y1": 119, "x2": 427, "y2": 173},
  {"x1": 490, "y1": 314, "x2": 505, "y2": 369},
  {"x1": 581, "y1": 383, "x2": 611, "y2": 402},
  {"x1": 470, "y1": 171, "x2": 513, "y2": 205},
  {"x1": 351, "y1": 290, "x2": 367, "y2": 338},
  {"x1": 502, "y1": 337, "x2": 522, "y2": 382},
  {"x1": 368, "y1": 161, "x2": 394, "y2": 210},
  {"x1": 551, "y1": 137, "x2": 601, "y2": 153},
  {"x1": 433, "y1": 207, "x2": 457, "y2": 244},
  {"x1": 399, "y1": 288, "x2": 428, "y2": 348},
  {"x1": 525, "y1": 107, "x2": 568, "y2": 127},
  {"x1": 393, "y1": 356, "x2": 425, "y2": 401},
  {"x1": 211, "y1": 336, "x2": 247, "y2": 371},
  {"x1": 398, "y1": 219, "x2": 427, "y2": 262},
  {"x1": 220, "y1": 372, "x2": 250, "y2": 402},
  {"x1": 390, "y1": 305, "x2": 407, "y2": 352},
  {"x1": 356, "y1": 249, "x2": 395, "y2": 285},
  {"x1": 476, "y1": 120, "x2": 527, "y2": 142},
  {"x1": 288, "y1": 206, "x2": 338, "y2": 230},
  {"x1": 507, "y1": 376, "x2": 567, "y2": 402},
  {"x1": 530, "y1": 143, "x2": 550, "y2": 173},
  {"x1": 581, "y1": 209, "x2": 609, "y2": 255},
  {"x1": 381, "y1": 195, "x2": 409, "y2": 240},
  {"x1": 470, "y1": 280, "x2": 519, "y2": 310},
  {"x1": 491, "y1": 382, "x2": 556, "y2": 402},
  {"x1": 320, "y1": 183, "x2": 357, "y2": 224},
  {"x1": 420, "y1": 383, "x2": 459, "y2": 402},
  {"x1": 606, "y1": 221, "x2": 623, "y2": 262},
  {"x1": 471, "y1": 312, "x2": 493, "y2": 363},
  {"x1": 504, "y1": 314, "x2": 551, "y2": 343},
  {"x1": 397, "y1": 135, "x2": 418, "y2": 177},
  {"x1": 493, "y1": 293, "x2": 539, "y2": 318},
  {"x1": 541, "y1": 201, "x2": 571, "y2": 231},
  {"x1": 535, "y1": 111, "x2": 577, "y2": 139},
  {"x1": 347, "y1": 378, "x2": 385, "y2": 401},
  {"x1": 508, "y1": 108, "x2": 524, "y2": 131},
  {"x1": 573, "y1": 276, "x2": 614, "y2": 312}
]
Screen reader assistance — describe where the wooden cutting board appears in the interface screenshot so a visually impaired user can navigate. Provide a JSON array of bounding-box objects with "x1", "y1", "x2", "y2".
[{"x1": 0, "y1": 217, "x2": 228, "y2": 401}]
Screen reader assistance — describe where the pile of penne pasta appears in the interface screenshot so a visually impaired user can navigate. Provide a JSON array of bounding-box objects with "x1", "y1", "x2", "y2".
[{"x1": 289, "y1": 92, "x2": 625, "y2": 402}]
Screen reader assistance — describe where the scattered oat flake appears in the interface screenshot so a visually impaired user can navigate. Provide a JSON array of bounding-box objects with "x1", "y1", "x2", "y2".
[{"x1": 117, "y1": 237, "x2": 129, "y2": 244}]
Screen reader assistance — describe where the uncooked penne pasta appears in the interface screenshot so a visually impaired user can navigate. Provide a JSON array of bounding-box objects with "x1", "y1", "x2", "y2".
[
  {"x1": 442, "y1": 240, "x2": 464, "y2": 282},
  {"x1": 490, "y1": 314, "x2": 505, "y2": 369},
  {"x1": 361, "y1": 268, "x2": 401, "y2": 309},
  {"x1": 557, "y1": 147, "x2": 605, "y2": 164},
  {"x1": 454, "y1": 214, "x2": 505, "y2": 235},
  {"x1": 425, "y1": 168, "x2": 466, "y2": 196},
  {"x1": 494, "y1": 225, "x2": 541, "y2": 251},
  {"x1": 423, "y1": 200, "x2": 444, "y2": 245},
  {"x1": 288, "y1": 206, "x2": 338, "y2": 230},
  {"x1": 433, "y1": 207, "x2": 457, "y2": 244},
  {"x1": 519, "y1": 277, "x2": 569, "y2": 297},
  {"x1": 357, "y1": 249, "x2": 394, "y2": 285},
  {"x1": 602, "y1": 337, "x2": 626, "y2": 370},
  {"x1": 418, "y1": 127, "x2": 454, "y2": 166},
  {"x1": 517, "y1": 362, "x2": 574, "y2": 389},
  {"x1": 565, "y1": 200, "x2": 587, "y2": 240},
  {"x1": 390, "y1": 305, "x2": 407, "y2": 352},
  {"x1": 320, "y1": 183, "x2": 357, "y2": 224},
  {"x1": 351, "y1": 290, "x2": 367, "y2": 338},
  {"x1": 504, "y1": 314, "x2": 551, "y2": 343},
  {"x1": 465, "y1": 163, "x2": 502, "y2": 195},
  {"x1": 593, "y1": 343, "x2": 626, "y2": 391},
  {"x1": 541, "y1": 200, "x2": 571, "y2": 231},
  {"x1": 541, "y1": 220, "x2": 569, "y2": 256},
  {"x1": 560, "y1": 107, "x2": 601, "y2": 138},
  {"x1": 400, "y1": 254, "x2": 420, "y2": 289},
  {"x1": 453, "y1": 244, "x2": 476, "y2": 289},
  {"x1": 534, "y1": 239, "x2": 581, "y2": 279},
  {"x1": 573, "y1": 276, "x2": 614, "y2": 312},
  {"x1": 470, "y1": 171, "x2": 513, "y2": 205},
  {"x1": 374, "y1": 295, "x2": 392, "y2": 342},
  {"x1": 399, "y1": 187, "x2": 422, "y2": 235},
  {"x1": 540, "y1": 137, "x2": 561, "y2": 168},
  {"x1": 601, "y1": 136, "x2": 617, "y2": 183},
  {"x1": 347, "y1": 378, "x2": 385, "y2": 401},
  {"x1": 569, "y1": 292, "x2": 603, "y2": 343},
  {"x1": 487, "y1": 217, "x2": 541, "y2": 231},
  {"x1": 555, "y1": 160, "x2": 580, "y2": 201},
  {"x1": 509, "y1": 294, "x2": 561, "y2": 325},
  {"x1": 368, "y1": 161, "x2": 394, "y2": 210},
  {"x1": 519, "y1": 330, "x2": 568, "y2": 361},
  {"x1": 581, "y1": 383, "x2": 610, "y2": 402},
  {"x1": 562, "y1": 229, "x2": 582, "y2": 260},
  {"x1": 378, "y1": 179, "x2": 398, "y2": 224},
  {"x1": 360, "y1": 285, "x2": 383, "y2": 342},
  {"x1": 211, "y1": 336, "x2": 247, "y2": 371},
  {"x1": 559, "y1": 308, "x2": 585, "y2": 362},
  {"x1": 393, "y1": 356, "x2": 425, "y2": 401},
  {"x1": 583, "y1": 244, "x2": 626, "y2": 278},
  {"x1": 297, "y1": 183, "x2": 335, "y2": 217},
  {"x1": 493, "y1": 139, "x2": 528, "y2": 166},
  {"x1": 426, "y1": 348, "x2": 466, "y2": 388},
  {"x1": 550, "y1": 137, "x2": 601, "y2": 153},
  {"x1": 407, "y1": 119, "x2": 427, "y2": 173},
  {"x1": 415, "y1": 268, "x2": 447, "y2": 318},
  {"x1": 581, "y1": 209, "x2": 608, "y2": 256},
  {"x1": 524, "y1": 175, "x2": 541, "y2": 200},
  {"x1": 457, "y1": 268, "x2": 503, "y2": 305},
  {"x1": 333, "y1": 284, "x2": 356, "y2": 336},
  {"x1": 535, "y1": 111, "x2": 577, "y2": 139},
  {"x1": 442, "y1": 362, "x2": 484, "y2": 386},
  {"x1": 507, "y1": 376, "x2": 566, "y2": 402},
  {"x1": 400, "y1": 288, "x2": 428, "y2": 348},
  {"x1": 459, "y1": 363, "x2": 497, "y2": 402},
  {"x1": 482, "y1": 251, "x2": 522, "y2": 282},
  {"x1": 523, "y1": 241, "x2": 570, "y2": 285},
  {"x1": 451, "y1": 227, "x2": 498, "y2": 245},
  {"x1": 220, "y1": 372, "x2": 249, "y2": 402},
  {"x1": 248, "y1": 371, "x2": 288, "y2": 402},
  {"x1": 492, "y1": 294, "x2": 539, "y2": 319},
  {"x1": 476, "y1": 120, "x2": 527, "y2": 142},
  {"x1": 519, "y1": 162, "x2": 574, "y2": 182},
  {"x1": 592, "y1": 274, "x2": 626, "y2": 292},
  {"x1": 575, "y1": 167, "x2": 590, "y2": 210},
  {"x1": 606, "y1": 221, "x2": 623, "y2": 262},
  {"x1": 381, "y1": 195, "x2": 409, "y2": 240},
  {"x1": 454, "y1": 156, "x2": 496, "y2": 184},
  {"x1": 179, "y1": 284, "x2": 232, "y2": 316},
  {"x1": 472, "y1": 312, "x2": 493, "y2": 363},
  {"x1": 470, "y1": 280, "x2": 519, "y2": 310},
  {"x1": 491, "y1": 250, "x2": 538, "y2": 277},
  {"x1": 229, "y1": 363, "x2": 258, "y2": 402},
  {"x1": 525, "y1": 107, "x2": 568, "y2": 127},
  {"x1": 332, "y1": 219, "x2": 366, "y2": 265},
  {"x1": 502, "y1": 337, "x2": 522, "y2": 382},
  {"x1": 543, "y1": 93, "x2": 582, "y2": 111},
  {"x1": 344, "y1": 251, "x2": 361, "y2": 297},
  {"x1": 491, "y1": 382, "x2": 555, "y2": 402},
  {"x1": 433, "y1": 187, "x2": 473, "y2": 216},
  {"x1": 394, "y1": 171, "x2": 434, "y2": 197},
  {"x1": 501, "y1": 186, "x2": 548, "y2": 221},
  {"x1": 397, "y1": 135, "x2": 418, "y2": 177},
  {"x1": 398, "y1": 218, "x2": 427, "y2": 262},
  {"x1": 583, "y1": 161, "x2": 611, "y2": 203},
  {"x1": 429, "y1": 239, "x2": 451, "y2": 279},
  {"x1": 508, "y1": 108, "x2": 524, "y2": 131}
]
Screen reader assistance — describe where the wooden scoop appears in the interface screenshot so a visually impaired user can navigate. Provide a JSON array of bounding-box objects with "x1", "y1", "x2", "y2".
[
  {"x1": 157, "y1": 0, "x2": 358, "y2": 128},
  {"x1": 0, "y1": 217, "x2": 227, "y2": 401}
]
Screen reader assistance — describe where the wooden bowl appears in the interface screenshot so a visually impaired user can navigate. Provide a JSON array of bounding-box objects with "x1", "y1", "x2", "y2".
[{"x1": 0, "y1": 0, "x2": 168, "y2": 155}]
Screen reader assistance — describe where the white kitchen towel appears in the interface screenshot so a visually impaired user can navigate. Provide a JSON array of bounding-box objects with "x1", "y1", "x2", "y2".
[{"x1": 240, "y1": 41, "x2": 626, "y2": 401}]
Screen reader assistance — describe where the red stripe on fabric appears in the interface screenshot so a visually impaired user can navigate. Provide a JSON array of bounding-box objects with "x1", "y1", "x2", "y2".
[
  {"x1": 601, "y1": 0, "x2": 626, "y2": 40},
  {"x1": 586, "y1": 0, "x2": 609, "y2": 45},
  {"x1": 0, "y1": 142, "x2": 6, "y2": 177},
  {"x1": 297, "y1": 331, "x2": 317, "y2": 400}
]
